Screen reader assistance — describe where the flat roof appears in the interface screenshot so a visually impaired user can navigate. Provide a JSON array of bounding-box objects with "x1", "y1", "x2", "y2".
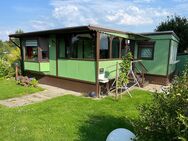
[
  {"x1": 9, "y1": 25, "x2": 150, "y2": 40},
  {"x1": 140, "y1": 31, "x2": 179, "y2": 40}
]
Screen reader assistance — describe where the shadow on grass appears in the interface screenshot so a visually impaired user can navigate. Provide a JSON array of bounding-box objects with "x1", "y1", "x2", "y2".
[{"x1": 76, "y1": 115, "x2": 135, "y2": 141}]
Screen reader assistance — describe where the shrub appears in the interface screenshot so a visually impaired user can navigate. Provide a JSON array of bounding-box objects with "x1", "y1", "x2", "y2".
[
  {"x1": 16, "y1": 76, "x2": 38, "y2": 87},
  {"x1": 133, "y1": 66, "x2": 188, "y2": 141},
  {"x1": 0, "y1": 59, "x2": 15, "y2": 78}
]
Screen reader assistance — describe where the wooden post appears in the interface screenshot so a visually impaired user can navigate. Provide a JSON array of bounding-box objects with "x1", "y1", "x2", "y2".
[
  {"x1": 96, "y1": 32, "x2": 100, "y2": 97},
  {"x1": 109, "y1": 37, "x2": 113, "y2": 59},
  {"x1": 15, "y1": 65, "x2": 18, "y2": 80},
  {"x1": 115, "y1": 62, "x2": 118, "y2": 99}
]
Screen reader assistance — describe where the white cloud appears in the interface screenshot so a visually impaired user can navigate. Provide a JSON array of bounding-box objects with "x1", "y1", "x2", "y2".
[
  {"x1": 50, "y1": 0, "x2": 170, "y2": 27},
  {"x1": 31, "y1": 20, "x2": 55, "y2": 30}
]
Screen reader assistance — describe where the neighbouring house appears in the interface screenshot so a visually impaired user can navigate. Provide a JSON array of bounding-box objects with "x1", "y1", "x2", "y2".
[{"x1": 9, "y1": 25, "x2": 179, "y2": 96}]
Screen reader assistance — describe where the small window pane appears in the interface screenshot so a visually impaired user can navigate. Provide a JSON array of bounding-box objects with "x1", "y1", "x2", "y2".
[
  {"x1": 112, "y1": 37, "x2": 119, "y2": 58},
  {"x1": 100, "y1": 33, "x2": 109, "y2": 59},
  {"x1": 58, "y1": 39, "x2": 65, "y2": 58},
  {"x1": 71, "y1": 33, "x2": 95, "y2": 59},
  {"x1": 141, "y1": 48, "x2": 152, "y2": 58},
  {"x1": 121, "y1": 39, "x2": 130, "y2": 57},
  {"x1": 25, "y1": 47, "x2": 38, "y2": 61},
  {"x1": 42, "y1": 51, "x2": 48, "y2": 60}
]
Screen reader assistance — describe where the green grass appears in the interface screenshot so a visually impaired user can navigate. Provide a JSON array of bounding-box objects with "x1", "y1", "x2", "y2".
[
  {"x1": 0, "y1": 89, "x2": 153, "y2": 141},
  {"x1": 0, "y1": 79, "x2": 43, "y2": 100}
]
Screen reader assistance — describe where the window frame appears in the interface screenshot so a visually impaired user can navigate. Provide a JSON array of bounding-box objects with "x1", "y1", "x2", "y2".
[
  {"x1": 39, "y1": 37, "x2": 49, "y2": 62},
  {"x1": 137, "y1": 41, "x2": 155, "y2": 60},
  {"x1": 99, "y1": 33, "x2": 110, "y2": 59},
  {"x1": 60, "y1": 32, "x2": 96, "y2": 60},
  {"x1": 111, "y1": 37, "x2": 120, "y2": 59},
  {"x1": 24, "y1": 38, "x2": 39, "y2": 62}
]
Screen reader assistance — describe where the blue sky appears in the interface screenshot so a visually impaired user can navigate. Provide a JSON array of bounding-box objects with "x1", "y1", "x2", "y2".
[{"x1": 0, "y1": 0, "x2": 187, "y2": 40}]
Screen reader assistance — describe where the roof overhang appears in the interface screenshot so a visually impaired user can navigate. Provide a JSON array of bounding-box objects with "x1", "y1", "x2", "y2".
[{"x1": 9, "y1": 25, "x2": 151, "y2": 41}]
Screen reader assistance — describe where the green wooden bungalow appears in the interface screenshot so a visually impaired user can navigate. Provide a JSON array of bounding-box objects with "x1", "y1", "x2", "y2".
[{"x1": 9, "y1": 25, "x2": 179, "y2": 96}]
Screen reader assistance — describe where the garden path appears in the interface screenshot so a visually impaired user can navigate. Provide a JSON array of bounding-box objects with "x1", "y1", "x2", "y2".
[{"x1": 0, "y1": 84, "x2": 81, "y2": 107}]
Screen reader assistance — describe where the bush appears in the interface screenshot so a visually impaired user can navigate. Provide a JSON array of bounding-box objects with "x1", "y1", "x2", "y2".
[
  {"x1": 0, "y1": 59, "x2": 15, "y2": 78},
  {"x1": 134, "y1": 66, "x2": 188, "y2": 141},
  {"x1": 16, "y1": 76, "x2": 38, "y2": 87}
]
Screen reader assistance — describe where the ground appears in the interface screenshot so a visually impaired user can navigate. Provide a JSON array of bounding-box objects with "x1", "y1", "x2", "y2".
[
  {"x1": 0, "y1": 87, "x2": 152, "y2": 141},
  {"x1": 0, "y1": 79, "x2": 42, "y2": 100}
]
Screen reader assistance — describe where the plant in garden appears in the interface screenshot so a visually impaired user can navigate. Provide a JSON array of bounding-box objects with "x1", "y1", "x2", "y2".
[
  {"x1": 16, "y1": 76, "x2": 38, "y2": 87},
  {"x1": 133, "y1": 65, "x2": 188, "y2": 141},
  {"x1": 118, "y1": 51, "x2": 133, "y2": 87}
]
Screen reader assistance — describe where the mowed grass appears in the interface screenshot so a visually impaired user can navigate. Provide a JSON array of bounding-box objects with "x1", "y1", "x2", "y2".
[
  {"x1": 0, "y1": 79, "x2": 43, "y2": 100},
  {"x1": 0, "y1": 89, "x2": 153, "y2": 141}
]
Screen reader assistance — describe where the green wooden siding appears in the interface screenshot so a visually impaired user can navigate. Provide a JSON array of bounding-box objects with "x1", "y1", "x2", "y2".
[
  {"x1": 58, "y1": 60, "x2": 96, "y2": 83},
  {"x1": 99, "y1": 60, "x2": 122, "y2": 79},
  {"x1": 177, "y1": 54, "x2": 188, "y2": 74},
  {"x1": 40, "y1": 62, "x2": 50, "y2": 72},
  {"x1": 24, "y1": 62, "x2": 49, "y2": 72},
  {"x1": 134, "y1": 38, "x2": 170, "y2": 76},
  {"x1": 48, "y1": 35, "x2": 56, "y2": 76},
  {"x1": 24, "y1": 62, "x2": 40, "y2": 71}
]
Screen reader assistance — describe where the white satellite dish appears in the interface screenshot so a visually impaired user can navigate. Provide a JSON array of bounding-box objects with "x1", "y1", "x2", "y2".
[{"x1": 106, "y1": 128, "x2": 136, "y2": 141}]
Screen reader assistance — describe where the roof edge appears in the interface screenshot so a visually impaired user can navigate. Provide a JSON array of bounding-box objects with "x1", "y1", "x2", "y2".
[{"x1": 140, "y1": 31, "x2": 179, "y2": 40}]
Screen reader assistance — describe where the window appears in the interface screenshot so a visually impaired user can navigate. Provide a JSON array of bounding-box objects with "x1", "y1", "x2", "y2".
[
  {"x1": 39, "y1": 37, "x2": 49, "y2": 61},
  {"x1": 25, "y1": 40, "x2": 38, "y2": 61},
  {"x1": 138, "y1": 41, "x2": 155, "y2": 60},
  {"x1": 112, "y1": 37, "x2": 120, "y2": 58},
  {"x1": 100, "y1": 33, "x2": 110, "y2": 59},
  {"x1": 42, "y1": 51, "x2": 48, "y2": 60},
  {"x1": 71, "y1": 33, "x2": 95, "y2": 59},
  {"x1": 170, "y1": 45, "x2": 178, "y2": 64},
  {"x1": 121, "y1": 39, "x2": 130, "y2": 57},
  {"x1": 58, "y1": 38, "x2": 66, "y2": 58},
  {"x1": 58, "y1": 33, "x2": 95, "y2": 59}
]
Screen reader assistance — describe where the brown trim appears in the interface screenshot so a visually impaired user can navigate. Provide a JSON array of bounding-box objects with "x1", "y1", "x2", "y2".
[
  {"x1": 24, "y1": 60, "x2": 49, "y2": 63},
  {"x1": 109, "y1": 36, "x2": 113, "y2": 58},
  {"x1": 99, "y1": 58, "x2": 122, "y2": 61},
  {"x1": 9, "y1": 38, "x2": 20, "y2": 48},
  {"x1": 25, "y1": 71, "x2": 96, "y2": 94},
  {"x1": 145, "y1": 73, "x2": 167, "y2": 77},
  {"x1": 58, "y1": 58, "x2": 95, "y2": 61},
  {"x1": 25, "y1": 70, "x2": 96, "y2": 85},
  {"x1": 96, "y1": 32, "x2": 100, "y2": 97},
  {"x1": 166, "y1": 39, "x2": 171, "y2": 75},
  {"x1": 119, "y1": 38, "x2": 122, "y2": 59},
  {"x1": 144, "y1": 74, "x2": 169, "y2": 85}
]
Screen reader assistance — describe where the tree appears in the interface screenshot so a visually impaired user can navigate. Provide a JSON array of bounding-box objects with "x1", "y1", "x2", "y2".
[
  {"x1": 155, "y1": 15, "x2": 188, "y2": 53},
  {"x1": 0, "y1": 30, "x2": 23, "y2": 78}
]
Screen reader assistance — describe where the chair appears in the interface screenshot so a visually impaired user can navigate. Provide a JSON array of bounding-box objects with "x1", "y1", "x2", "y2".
[{"x1": 98, "y1": 68, "x2": 109, "y2": 97}]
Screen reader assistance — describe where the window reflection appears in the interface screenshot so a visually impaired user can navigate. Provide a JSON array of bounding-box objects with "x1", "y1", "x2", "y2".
[{"x1": 100, "y1": 33, "x2": 110, "y2": 59}]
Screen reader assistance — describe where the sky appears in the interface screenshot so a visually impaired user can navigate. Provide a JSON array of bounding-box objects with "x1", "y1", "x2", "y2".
[{"x1": 0, "y1": 0, "x2": 187, "y2": 40}]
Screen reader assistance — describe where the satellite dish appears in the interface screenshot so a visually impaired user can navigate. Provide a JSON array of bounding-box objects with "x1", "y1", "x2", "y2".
[{"x1": 106, "y1": 128, "x2": 135, "y2": 141}]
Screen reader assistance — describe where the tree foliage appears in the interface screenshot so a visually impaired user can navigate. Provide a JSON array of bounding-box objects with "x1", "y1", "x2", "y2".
[
  {"x1": 134, "y1": 65, "x2": 188, "y2": 141},
  {"x1": 155, "y1": 15, "x2": 188, "y2": 53},
  {"x1": 0, "y1": 29, "x2": 23, "y2": 78}
]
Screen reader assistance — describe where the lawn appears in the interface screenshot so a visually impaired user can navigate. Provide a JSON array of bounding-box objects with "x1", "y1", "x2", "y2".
[
  {"x1": 0, "y1": 89, "x2": 153, "y2": 141},
  {"x1": 0, "y1": 79, "x2": 43, "y2": 100}
]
